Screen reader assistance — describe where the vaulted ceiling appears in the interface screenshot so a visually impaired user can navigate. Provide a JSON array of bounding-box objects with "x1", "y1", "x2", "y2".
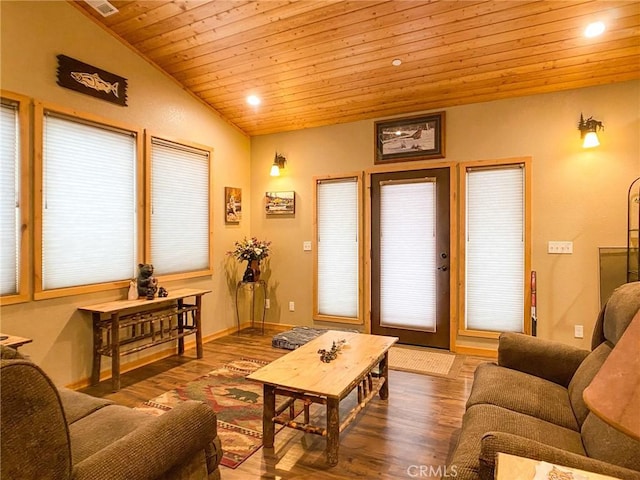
[{"x1": 72, "y1": 0, "x2": 640, "y2": 136}]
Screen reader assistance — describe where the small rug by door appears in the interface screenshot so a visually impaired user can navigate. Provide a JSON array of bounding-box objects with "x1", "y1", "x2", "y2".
[
  {"x1": 134, "y1": 358, "x2": 298, "y2": 469},
  {"x1": 388, "y1": 345, "x2": 463, "y2": 378}
]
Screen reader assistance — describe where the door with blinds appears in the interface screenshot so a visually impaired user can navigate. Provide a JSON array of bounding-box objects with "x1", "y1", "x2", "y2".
[{"x1": 371, "y1": 167, "x2": 450, "y2": 348}]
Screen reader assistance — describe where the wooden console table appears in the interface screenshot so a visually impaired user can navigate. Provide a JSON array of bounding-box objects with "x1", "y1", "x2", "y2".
[
  {"x1": 79, "y1": 288, "x2": 210, "y2": 391},
  {"x1": 0, "y1": 334, "x2": 32, "y2": 350}
]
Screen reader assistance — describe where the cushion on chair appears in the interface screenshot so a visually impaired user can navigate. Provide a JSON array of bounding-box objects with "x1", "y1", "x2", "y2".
[
  {"x1": 466, "y1": 362, "x2": 579, "y2": 431},
  {"x1": 567, "y1": 342, "x2": 612, "y2": 427},
  {"x1": 58, "y1": 387, "x2": 114, "y2": 424},
  {"x1": 448, "y1": 404, "x2": 585, "y2": 480},
  {"x1": 69, "y1": 405, "x2": 154, "y2": 463},
  {"x1": 602, "y1": 282, "x2": 640, "y2": 346},
  {"x1": 581, "y1": 413, "x2": 640, "y2": 472}
]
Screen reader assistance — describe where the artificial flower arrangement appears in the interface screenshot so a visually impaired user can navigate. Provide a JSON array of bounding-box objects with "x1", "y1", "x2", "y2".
[{"x1": 228, "y1": 237, "x2": 271, "y2": 262}]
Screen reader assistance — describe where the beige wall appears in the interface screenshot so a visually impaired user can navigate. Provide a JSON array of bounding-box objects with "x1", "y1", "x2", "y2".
[
  {"x1": 0, "y1": 1, "x2": 251, "y2": 385},
  {"x1": 251, "y1": 80, "x2": 640, "y2": 352}
]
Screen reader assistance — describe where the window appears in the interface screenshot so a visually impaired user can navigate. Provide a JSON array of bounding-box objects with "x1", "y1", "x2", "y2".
[
  {"x1": 379, "y1": 178, "x2": 437, "y2": 332},
  {"x1": 461, "y1": 158, "x2": 531, "y2": 335},
  {"x1": 0, "y1": 92, "x2": 29, "y2": 304},
  {"x1": 35, "y1": 103, "x2": 142, "y2": 299},
  {"x1": 147, "y1": 136, "x2": 212, "y2": 277},
  {"x1": 314, "y1": 175, "x2": 362, "y2": 324}
]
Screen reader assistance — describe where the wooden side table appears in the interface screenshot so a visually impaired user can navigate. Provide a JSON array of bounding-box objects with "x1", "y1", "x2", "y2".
[
  {"x1": 495, "y1": 452, "x2": 621, "y2": 480},
  {"x1": 0, "y1": 334, "x2": 32, "y2": 350},
  {"x1": 79, "y1": 288, "x2": 211, "y2": 391},
  {"x1": 234, "y1": 280, "x2": 266, "y2": 335}
]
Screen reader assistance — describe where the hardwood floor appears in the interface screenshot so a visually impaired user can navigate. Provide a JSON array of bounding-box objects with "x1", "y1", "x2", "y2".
[{"x1": 81, "y1": 329, "x2": 488, "y2": 479}]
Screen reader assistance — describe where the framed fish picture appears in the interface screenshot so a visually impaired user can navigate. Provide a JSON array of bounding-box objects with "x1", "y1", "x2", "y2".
[{"x1": 56, "y1": 55, "x2": 128, "y2": 106}]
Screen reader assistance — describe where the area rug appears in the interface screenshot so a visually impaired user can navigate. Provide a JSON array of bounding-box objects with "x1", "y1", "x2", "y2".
[
  {"x1": 134, "y1": 359, "x2": 298, "y2": 469},
  {"x1": 388, "y1": 345, "x2": 463, "y2": 378}
]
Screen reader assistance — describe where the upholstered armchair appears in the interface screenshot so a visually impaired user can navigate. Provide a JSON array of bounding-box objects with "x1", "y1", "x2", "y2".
[{"x1": 0, "y1": 348, "x2": 222, "y2": 480}]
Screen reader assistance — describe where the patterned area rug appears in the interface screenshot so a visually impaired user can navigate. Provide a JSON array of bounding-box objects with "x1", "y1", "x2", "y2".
[
  {"x1": 388, "y1": 345, "x2": 464, "y2": 378},
  {"x1": 134, "y1": 359, "x2": 298, "y2": 469}
]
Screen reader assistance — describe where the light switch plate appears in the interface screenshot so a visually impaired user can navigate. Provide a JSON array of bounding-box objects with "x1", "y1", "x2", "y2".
[
  {"x1": 548, "y1": 241, "x2": 573, "y2": 254},
  {"x1": 303, "y1": 241, "x2": 312, "y2": 251},
  {"x1": 288, "y1": 301, "x2": 295, "y2": 312}
]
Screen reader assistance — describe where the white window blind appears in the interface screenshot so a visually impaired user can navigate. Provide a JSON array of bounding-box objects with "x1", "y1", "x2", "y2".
[
  {"x1": 380, "y1": 179, "x2": 437, "y2": 332},
  {"x1": 42, "y1": 114, "x2": 137, "y2": 290},
  {"x1": 0, "y1": 102, "x2": 20, "y2": 295},
  {"x1": 150, "y1": 138, "x2": 210, "y2": 275},
  {"x1": 465, "y1": 165, "x2": 524, "y2": 332},
  {"x1": 317, "y1": 178, "x2": 359, "y2": 318}
]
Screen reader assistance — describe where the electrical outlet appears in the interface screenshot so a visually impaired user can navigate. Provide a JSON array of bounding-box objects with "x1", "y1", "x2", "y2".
[
  {"x1": 548, "y1": 241, "x2": 573, "y2": 254},
  {"x1": 574, "y1": 325, "x2": 584, "y2": 338},
  {"x1": 265, "y1": 299, "x2": 270, "y2": 309},
  {"x1": 288, "y1": 301, "x2": 295, "y2": 312},
  {"x1": 303, "y1": 241, "x2": 312, "y2": 251}
]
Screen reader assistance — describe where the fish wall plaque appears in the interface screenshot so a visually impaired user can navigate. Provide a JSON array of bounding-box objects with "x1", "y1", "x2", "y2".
[{"x1": 56, "y1": 54, "x2": 128, "y2": 106}]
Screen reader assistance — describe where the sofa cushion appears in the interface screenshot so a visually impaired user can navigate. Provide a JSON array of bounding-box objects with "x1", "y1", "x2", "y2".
[
  {"x1": 465, "y1": 362, "x2": 579, "y2": 431},
  {"x1": 58, "y1": 387, "x2": 114, "y2": 425},
  {"x1": 567, "y1": 342, "x2": 612, "y2": 427},
  {"x1": 69, "y1": 405, "x2": 154, "y2": 464},
  {"x1": 449, "y1": 404, "x2": 585, "y2": 480},
  {"x1": 582, "y1": 413, "x2": 640, "y2": 472}
]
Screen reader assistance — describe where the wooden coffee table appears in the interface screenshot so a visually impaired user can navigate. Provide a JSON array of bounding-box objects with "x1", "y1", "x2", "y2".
[{"x1": 247, "y1": 330, "x2": 398, "y2": 465}]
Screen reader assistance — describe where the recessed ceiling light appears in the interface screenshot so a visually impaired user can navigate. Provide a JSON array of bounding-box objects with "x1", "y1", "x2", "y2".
[
  {"x1": 391, "y1": 58, "x2": 402, "y2": 67},
  {"x1": 584, "y1": 21, "x2": 605, "y2": 38},
  {"x1": 247, "y1": 95, "x2": 261, "y2": 106}
]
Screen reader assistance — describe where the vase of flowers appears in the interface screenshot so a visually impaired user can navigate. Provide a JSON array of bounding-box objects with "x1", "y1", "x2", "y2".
[{"x1": 228, "y1": 237, "x2": 271, "y2": 282}]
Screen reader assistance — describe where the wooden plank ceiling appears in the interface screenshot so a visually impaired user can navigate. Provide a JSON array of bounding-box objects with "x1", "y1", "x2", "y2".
[{"x1": 72, "y1": 0, "x2": 640, "y2": 136}]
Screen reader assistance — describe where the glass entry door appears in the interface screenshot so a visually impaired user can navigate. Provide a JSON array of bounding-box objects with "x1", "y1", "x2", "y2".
[{"x1": 371, "y1": 167, "x2": 450, "y2": 348}]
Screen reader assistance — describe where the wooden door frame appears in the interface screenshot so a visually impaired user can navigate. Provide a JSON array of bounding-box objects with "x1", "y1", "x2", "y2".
[{"x1": 364, "y1": 160, "x2": 458, "y2": 352}]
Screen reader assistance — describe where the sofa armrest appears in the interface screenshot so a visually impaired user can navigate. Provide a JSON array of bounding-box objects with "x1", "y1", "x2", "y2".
[
  {"x1": 73, "y1": 401, "x2": 218, "y2": 480},
  {"x1": 497, "y1": 332, "x2": 589, "y2": 387},
  {"x1": 479, "y1": 431, "x2": 640, "y2": 480}
]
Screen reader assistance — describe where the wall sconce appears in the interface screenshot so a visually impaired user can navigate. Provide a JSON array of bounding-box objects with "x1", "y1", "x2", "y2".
[
  {"x1": 270, "y1": 152, "x2": 286, "y2": 176},
  {"x1": 578, "y1": 113, "x2": 604, "y2": 148}
]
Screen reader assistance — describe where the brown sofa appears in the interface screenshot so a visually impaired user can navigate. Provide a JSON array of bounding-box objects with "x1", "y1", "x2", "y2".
[
  {"x1": 447, "y1": 281, "x2": 640, "y2": 480},
  {"x1": 0, "y1": 347, "x2": 222, "y2": 480}
]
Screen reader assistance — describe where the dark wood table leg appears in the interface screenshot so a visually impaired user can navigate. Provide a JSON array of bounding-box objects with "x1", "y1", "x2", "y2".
[
  {"x1": 111, "y1": 312, "x2": 120, "y2": 392},
  {"x1": 91, "y1": 312, "x2": 102, "y2": 386},
  {"x1": 263, "y1": 384, "x2": 276, "y2": 448},
  {"x1": 326, "y1": 397, "x2": 340, "y2": 465},
  {"x1": 177, "y1": 298, "x2": 185, "y2": 355},
  {"x1": 195, "y1": 295, "x2": 203, "y2": 359},
  {"x1": 380, "y1": 351, "x2": 389, "y2": 400}
]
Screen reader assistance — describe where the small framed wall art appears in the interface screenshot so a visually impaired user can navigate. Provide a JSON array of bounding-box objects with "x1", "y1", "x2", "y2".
[
  {"x1": 374, "y1": 111, "x2": 445, "y2": 164},
  {"x1": 265, "y1": 191, "x2": 295, "y2": 216},
  {"x1": 225, "y1": 187, "x2": 242, "y2": 224}
]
